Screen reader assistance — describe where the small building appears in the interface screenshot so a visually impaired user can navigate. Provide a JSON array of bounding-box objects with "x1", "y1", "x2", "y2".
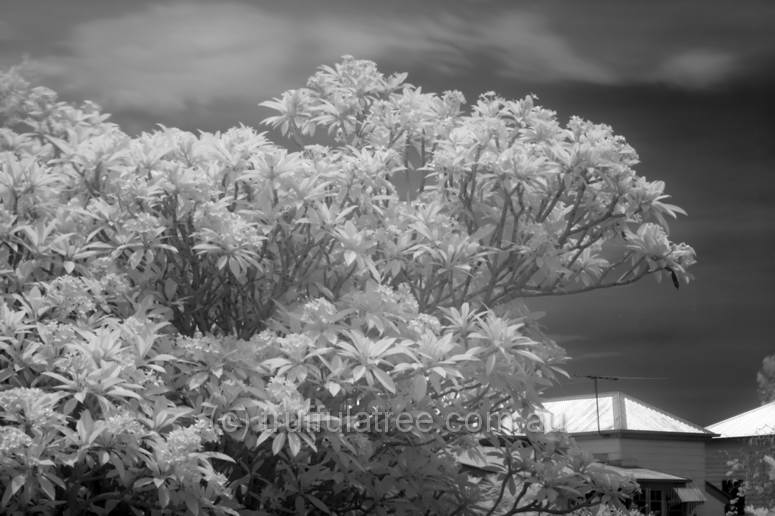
[
  {"x1": 539, "y1": 392, "x2": 716, "y2": 516},
  {"x1": 706, "y1": 400, "x2": 775, "y2": 511},
  {"x1": 458, "y1": 392, "x2": 775, "y2": 515}
]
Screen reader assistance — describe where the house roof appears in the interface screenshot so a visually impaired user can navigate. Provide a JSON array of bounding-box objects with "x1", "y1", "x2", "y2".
[
  {"x1": 673, "y1": 487, "x2": 707, "y2": 503},
  {"x1": 706, "y1": 400, "x2": 775, "y2": 438},
  {"x1": 456, "y1": 449, "x2": 688, "y2": 483},
  {"x1": 536, "y1": 392, "x2": 713, "y2": 436},
  {"x1": 597, "y1": 464, "x2": 687, "y2": 483}
]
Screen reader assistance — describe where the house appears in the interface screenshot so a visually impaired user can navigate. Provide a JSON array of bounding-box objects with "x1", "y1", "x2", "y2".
[
  {"x1": 458, "y1": 392, "x2": 775, "y2": 515},
  {"x1": 706, "y1": 400, "x2": 775, "y2": 511},
  {"x1": 538, "y1": 392, "x2": 716, "y2": 516}
]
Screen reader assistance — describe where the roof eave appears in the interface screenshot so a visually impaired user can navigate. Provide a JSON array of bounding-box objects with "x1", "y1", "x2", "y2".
[{"x1": 571, "y1": 429, "x2": 717, "y2": 440}]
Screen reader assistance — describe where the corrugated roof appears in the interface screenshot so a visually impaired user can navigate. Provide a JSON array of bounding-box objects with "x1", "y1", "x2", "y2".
[
  {"x1": 537, "y1": 392, "x2": 712, "y2": 435},
  {"x1": 674, "y1": 487, "x2": 707, "y2": 503},
  {"x1": 596, "y1": 463, "x2": 687, "y2": 482},
  {"x1": 707, "y1": 400, "x2": 775, "y2": 438},
  {"x1": 456, "y1": 449, "x2": 688, "y2": 483}
]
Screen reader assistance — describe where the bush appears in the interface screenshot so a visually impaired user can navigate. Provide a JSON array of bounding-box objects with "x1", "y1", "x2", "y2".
[{"x1": 0, "y1": 57, "x2": 693, "y2": 514}]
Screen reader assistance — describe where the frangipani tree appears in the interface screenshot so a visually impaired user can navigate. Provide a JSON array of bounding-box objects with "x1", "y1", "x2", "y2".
[{"x1": 0, "y1": 57, "x2": 694, "y2": 515}]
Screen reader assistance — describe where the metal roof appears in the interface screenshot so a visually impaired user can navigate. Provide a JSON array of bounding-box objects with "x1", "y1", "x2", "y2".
[
  {"x1": 706, "y1": 400, "x2": 775, "y2": 438},
  {"x1": 596, "y1": 463, "x2": 687, "y2": 482},
  {"x1": 537, "y1": 392, "x2": 712, "y2": 435},
  {"x1": 674, "y1": 487, "x2": 707, "y2": 503},
  {"x1": 457, "y1": 450, "x2": 689, "y2": 483}
]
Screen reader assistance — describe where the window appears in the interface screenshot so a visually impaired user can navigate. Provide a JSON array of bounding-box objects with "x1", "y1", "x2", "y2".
[
  {"x1": 649, "y1": 489, "x2": 663, "y2": 516},
  {"x1": 630, "y1": 485, "x2": 687, "y2": 516}
]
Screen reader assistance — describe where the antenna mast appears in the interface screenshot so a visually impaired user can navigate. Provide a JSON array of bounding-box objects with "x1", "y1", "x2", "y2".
[{"x1": 576, "y1": 375, "x2": 667, "y2": 435}]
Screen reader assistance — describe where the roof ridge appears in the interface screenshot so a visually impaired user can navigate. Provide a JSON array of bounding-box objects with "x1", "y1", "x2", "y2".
[
  {"x1": 543, "y1": 391, "x2": 622, "y2": 403},
  {"x1": 707, "y1": 399, "x2": 775, "y2": 430}
]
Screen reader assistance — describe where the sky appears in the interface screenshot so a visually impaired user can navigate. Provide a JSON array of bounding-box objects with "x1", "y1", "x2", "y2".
[{"x1": 2, "y1": 0, "x2": 774, "y2": 425}]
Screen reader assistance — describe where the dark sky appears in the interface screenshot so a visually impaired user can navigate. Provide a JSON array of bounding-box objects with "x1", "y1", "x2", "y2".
[{"x1": 3, "y1": 0, "x2": 774, "y2": 426}]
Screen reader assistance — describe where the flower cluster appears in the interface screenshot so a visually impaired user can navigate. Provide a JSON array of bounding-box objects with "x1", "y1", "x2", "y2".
[{"x1": 0, "y1": 426, "x2": 32, "y2": 455}]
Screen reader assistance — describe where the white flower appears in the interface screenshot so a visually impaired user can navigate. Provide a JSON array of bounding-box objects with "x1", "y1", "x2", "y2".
[
  {"x1": 626, "y1": 223, "x2": 671, "y2": 258},
  {"x1": 0, "y1": 426, "x2": 32, "y2": 455}
]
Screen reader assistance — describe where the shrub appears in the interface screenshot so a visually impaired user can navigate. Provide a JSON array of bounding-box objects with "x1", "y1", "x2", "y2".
[{"x1": 0, "y1": 57, "x2": 694, "y2": 515}]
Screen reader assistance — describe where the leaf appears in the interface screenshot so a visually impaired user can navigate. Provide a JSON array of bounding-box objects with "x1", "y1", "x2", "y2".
[
  {"x1": 352, "y1": 365, "x2": 367, "y2": 382},
  {"x1": 343, "y1": 250, "x2": 357, "y2": 266},
  {"x1": 369, "y1": 338, "x2": 396, "y2": 358},
  {"x1": 372, "y1": 368, "x2": 396, "y2": 393},
  {"x1": 507, "y1": 476, "x2": 517, "y2": 496},
  {"x1": 485, "y1": 354, "x2": 497, "y2": 375},
  {"x1": 255, "y1": 429, "x2": 275, "y2": 449},
  {"x1": 669, "y1": 267, "x2": 680, "y2": 290},
  {"x1": 185, "y1": 496, "x2": 200, "y2": 516},
  {"x1": 188, "y1": 371, "x2": 210, "y2": 390},
  {"x1": 287, "y1": 432, "x2": 302, "y2": 457},
  {"x1": 298, "y1": 431, "x2": 318, "y2": 452},
  {"x1": 515, "y1": 349, "x2": 545, "y2": 363},
  {"x1": 325, "y1": 381, "x2": 342, "y2": 397},
  {"x1": 1, "y1": 483, "x2": 14, "y2": 508},
  {"x1": 158, "y1": 486, "x2": 170, "y2": 509},
  {"x1": 295, "y1": 496, "x2": 306, "y2": 515},
  {"x1": 410, "y1": 374, "x2": 427, "y2": 402},
  {"x1": 38, "y1": 476, "x2": 56, "y2": 500},
  {"x1": 163, "y1": 278, "x2": 177, "y2": 299},
  {"x1": 128, "y1": 249, "x2": 144, "y2": 269},
  {"x1": 429, "y1": 373, "x2": 443, "y2": 394},
  {"x1": 306, "y1": 494, "x2": 331, "y2": 514},
  {"x1": 228, "y1": 256, "x2": 243, "y2": 278},
  {"x1": 272, "y1": 432, "x2": 287, "y2": 455},
  {"x1": 108, "y1": 386, "x2": 143, "y2": 400},
  {"x1": 10, "y1": 474, "x2": 25, "y2": 497},
  {"x1": 45, "y1": 134, "x2": 74, "y2": 154},
  {"x1": 200, "y1": 451, "x2": 236, "y2": 464}
]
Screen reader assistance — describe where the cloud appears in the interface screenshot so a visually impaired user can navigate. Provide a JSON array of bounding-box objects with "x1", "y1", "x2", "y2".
[
  {"x1": 23, "y1": 2, "x2": 752, "y2": 117},
  {"x1": 33, "y1": 3, "x2": 320, "y2": 112},
  {"x1": 29, "y1": 2, "x2": 617, "y2": 114},
  {"x1": 654, "y1": 49, "x2": 738, "y2": 88},
  {"x1": 480, "y1": 12, "x2": 617, "y2": 84},
  {"x1": 571, "y1": 351, "x2": 625, "y2": 362}
]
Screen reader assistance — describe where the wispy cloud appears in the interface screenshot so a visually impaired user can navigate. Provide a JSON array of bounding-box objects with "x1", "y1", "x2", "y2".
[
  {"x1": 654, "y1": 49, "x2": 738, "y2": 88},
  {"x1": 571, "y1": 351, "x2": 625, "y2": 362},
  {"x1": 21, "y1": 2, "x2": 758, "y2": 116},
  {"x1": 479, "y1": 12, "x2": 617, "y2": 84},
  {"x1": 28, "y1": 2, "x2": 618, "y2": 114}
]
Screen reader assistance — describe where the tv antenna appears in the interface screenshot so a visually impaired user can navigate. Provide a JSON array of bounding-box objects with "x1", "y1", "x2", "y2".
[{"x1": 573, "y1": 375, "x2": 668, "y2": 434}]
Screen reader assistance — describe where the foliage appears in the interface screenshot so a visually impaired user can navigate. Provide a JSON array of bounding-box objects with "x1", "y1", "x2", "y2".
[
  {"x1": 734, "y1": 352, "x2": 775, "y2": 509},
  {"x1": 0, "y1": 57, "x2": 694, "y2": 514},
  {"x1": 725, "y1": 437, "x2": 775, "y2": 509},
  {"x1": 757, "y1": 355, "x2": 775, "y2": 405}
]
